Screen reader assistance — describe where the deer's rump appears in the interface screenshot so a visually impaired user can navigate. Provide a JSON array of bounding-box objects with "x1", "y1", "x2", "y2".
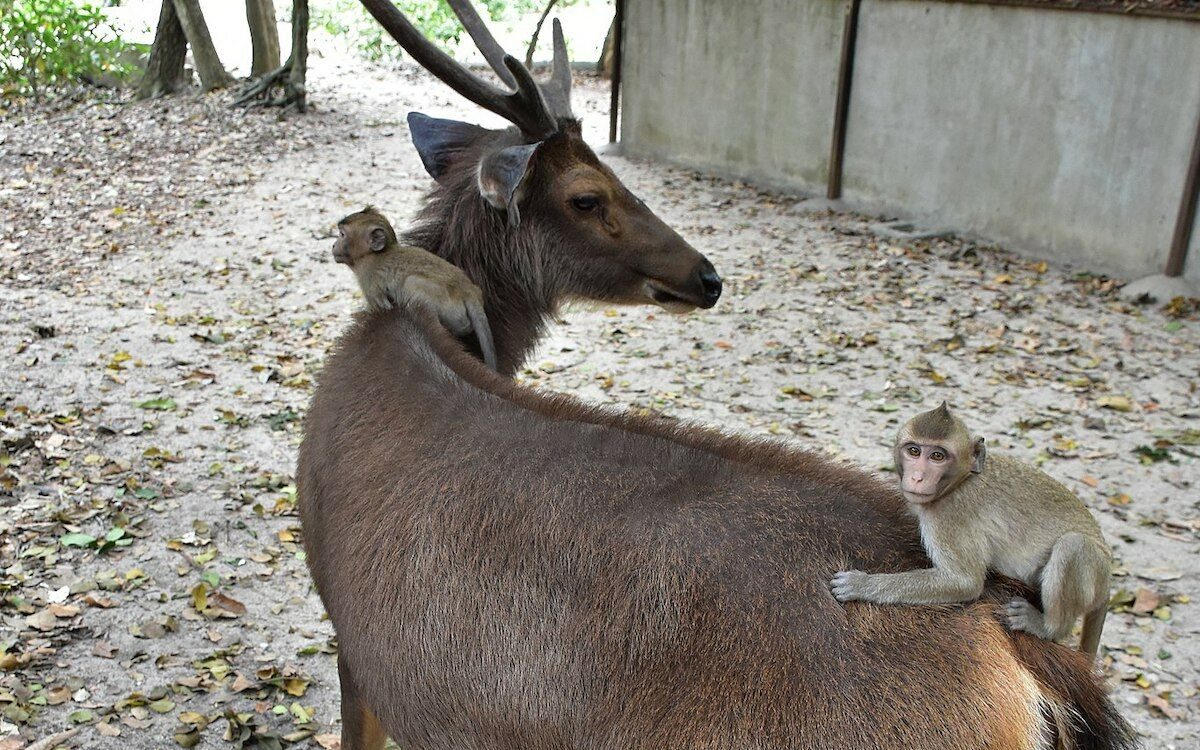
[{"x1": 298, "y1": 310, "x2": 1131, "y2": 750}]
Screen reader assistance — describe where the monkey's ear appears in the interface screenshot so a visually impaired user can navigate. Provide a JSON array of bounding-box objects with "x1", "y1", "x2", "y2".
[
  {"x1": 408, "y1": 112, "x2": 488, "y2": 182},
  {"x1": 369, "y1": 227, "x2": 388, "y2": 253},
  {"x1": 971, "y1": 436, "x2": 987, "y2": 474},
  {"x1": 477, "y1": 143, "x2": 540, "y2": 229}
]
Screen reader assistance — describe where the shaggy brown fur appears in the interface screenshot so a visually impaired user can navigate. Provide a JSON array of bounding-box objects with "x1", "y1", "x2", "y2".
[
  {"x1": 402, "y1": 122, "x2": 719, "y2": 374},
  {"x1": 298, "y1": 302, "x2": 1135, "y2": 750}
]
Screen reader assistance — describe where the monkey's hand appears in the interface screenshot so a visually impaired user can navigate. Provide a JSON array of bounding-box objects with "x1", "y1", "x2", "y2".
[{"x1": 830, "y1": 570, "x2": 871, "y2": 602}]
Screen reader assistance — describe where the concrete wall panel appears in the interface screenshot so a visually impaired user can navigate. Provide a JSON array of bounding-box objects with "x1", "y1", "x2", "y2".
[
  {"x1": 620, "y1": 0, "x2": 1200, "y2": 278},
  {"x1": 840, "y1": 1, "x2": 1200, "y2": 276},
  {"x1": 621, "y1": 0, "x2": 845, "y2": 191}
]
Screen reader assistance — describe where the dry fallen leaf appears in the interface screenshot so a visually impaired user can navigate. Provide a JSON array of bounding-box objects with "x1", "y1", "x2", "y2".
[
  {"x1": 1131, "y1": 588, "x2": 1161, "y2": 615},
  {"x1": 314, "y1": 734, "x2": 342, "y2": 750},
  {"x1": 25, "y1": 608, "x2": 60, "y2": 631},
  {"x1": 1097, "y1": 395, "x2": 1133, "y2": 412},
  {"x1": 211, "y1": 591, "x2": 247, "y2": 616},
  {"x1": 1145, "y1": 694, "x2": 1183, "y2": 721}
]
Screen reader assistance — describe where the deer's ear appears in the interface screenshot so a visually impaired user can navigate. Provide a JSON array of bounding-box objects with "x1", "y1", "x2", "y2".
[
  {"x1": 477, "y1": 143, "x2": 539, "y2": 228},
  {"x1": 408, "y1": 112, "x2": 488, "y2": 182}
]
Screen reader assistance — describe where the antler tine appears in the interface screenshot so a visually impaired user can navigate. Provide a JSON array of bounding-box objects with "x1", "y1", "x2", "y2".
[
  {"x1": 501, "y1": 54, "x2": 560, "y2": 135},
  {"x1": 545, "y1": 18, "x2": 574, "y2": 118},
  {"x1": 360, "y1": 0, "x2": 557, "y2": 138},
  {"x1": 445, "y1": 0, "x2": 572, "y2": 120},
  {"x1": 444, "y1": 0, "x2": 517, "y2": 90}
]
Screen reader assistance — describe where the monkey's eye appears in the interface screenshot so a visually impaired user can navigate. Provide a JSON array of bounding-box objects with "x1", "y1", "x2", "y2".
[
  {"x1": 571, "y1": 195, "x2": 601, "y2": 212},
  {"x1": 906, "y1": 445, "x2": 921, "y2": 457},
  {"x1": 930, "y1": 450, "x2": 947, "y2": 462}
]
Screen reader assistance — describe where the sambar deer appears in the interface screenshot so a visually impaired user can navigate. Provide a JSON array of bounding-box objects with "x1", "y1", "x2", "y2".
[
  {"x1": 362, "y1": 0, "x2": 721, "y2": 375},
  {"x1": 298, "y1": 2, "x2": 1136, "y2": 748}
]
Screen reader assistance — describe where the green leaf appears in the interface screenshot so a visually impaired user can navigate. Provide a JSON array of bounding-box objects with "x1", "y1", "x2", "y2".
[
  {"x1": 149, "y1": 697, "x2": 176, "y2": 713},
  {"x1": 137, "y1": 397, "x2": 177, "y2": 411},
  {"x1": 289, "y1": 702, "x2": 312, "y2": 724},
  {"x1": 61, "y1": 532, "x2": 97, "y2": 548}
]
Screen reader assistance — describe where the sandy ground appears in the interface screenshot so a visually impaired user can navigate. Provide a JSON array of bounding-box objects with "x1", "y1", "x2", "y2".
[{"x1": 1, "y1": 38, "x2": 1198, "y2": 750}]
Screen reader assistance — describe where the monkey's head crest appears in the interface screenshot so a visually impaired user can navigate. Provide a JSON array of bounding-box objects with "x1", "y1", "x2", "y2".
[{"x1": 909, "y1": 401, "x2": 960, "y2": 442}]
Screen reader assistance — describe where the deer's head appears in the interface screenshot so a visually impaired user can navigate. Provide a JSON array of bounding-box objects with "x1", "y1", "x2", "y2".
[{"x1": 362, "y1": 0, "x2": 722, "y2": 315}]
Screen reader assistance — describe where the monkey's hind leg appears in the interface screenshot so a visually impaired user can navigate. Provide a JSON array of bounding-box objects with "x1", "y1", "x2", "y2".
[
  {"x1": 1079, "y1": 605, "x2": 1107, "y2": 658},
  {"x1": 338, "y1": 652, "x2": 388, "y2": 750},
  {"x1": 464, "y1": 298, "x2": 498, "y2": 371},
  {"x1": 1005, "y1": 597, "x2": 1050, "y2": 640},
  {"x1": 1008, "y1": 533, "x2": 1107, "y2": 649}
]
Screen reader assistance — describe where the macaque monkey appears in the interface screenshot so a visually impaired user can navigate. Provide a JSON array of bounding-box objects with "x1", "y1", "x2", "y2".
[
  {"x1": 830, "y1": 402, "x2": 1111, "y2": 657},
  {"x1": 333, "y1": 206, "x2": 497, "y2": 371}
]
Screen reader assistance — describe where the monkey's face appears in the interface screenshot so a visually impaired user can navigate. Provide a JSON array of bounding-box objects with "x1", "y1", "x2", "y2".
[
  {"x1": 897, "y1": 442, "x2": 962, "y2": 505},
  {"x1": 332, "y1": 228, "x2": 354, "y2": 265}
]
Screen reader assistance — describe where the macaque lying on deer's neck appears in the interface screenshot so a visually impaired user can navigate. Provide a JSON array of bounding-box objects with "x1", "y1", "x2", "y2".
[
  {"x1": 333, "y1": 206, "x2": 498, "y2": 371},
  {"x1": 831, "y1": 402, "x2": 1112, "y2": 658}
]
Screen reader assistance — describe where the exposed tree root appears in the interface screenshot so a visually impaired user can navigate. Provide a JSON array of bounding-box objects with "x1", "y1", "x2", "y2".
[{"x1": 234, "y1": 60, "x2": 306, "y2": 113}]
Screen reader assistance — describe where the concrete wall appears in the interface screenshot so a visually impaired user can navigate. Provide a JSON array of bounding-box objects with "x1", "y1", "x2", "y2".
[
  {"x1": 622, "y1": 0, "x2": 845, "y2": 190},
  {"x1": 843, "y1": 2, "x2": 1200, "y2": 280},
  {"x1": 619, "y1": 0, "x2": 1200, "y2": 281}
]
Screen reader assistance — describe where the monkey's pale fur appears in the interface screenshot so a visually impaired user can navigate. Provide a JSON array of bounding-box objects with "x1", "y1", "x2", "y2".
[
  {"x1": 832, "y1": 403, "x2": 1111, "y2": 657},
  {"x1": 334, "y1": 207, "x2": 497, "y2": 370}
]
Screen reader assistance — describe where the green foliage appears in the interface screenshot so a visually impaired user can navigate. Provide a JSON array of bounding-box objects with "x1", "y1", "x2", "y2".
[
  {"x1": 0, "y1": 0, "x2": 133, "y2": 100},
  {"x1": 313, "y1": 0, "x2": 541, "y2": 62}
]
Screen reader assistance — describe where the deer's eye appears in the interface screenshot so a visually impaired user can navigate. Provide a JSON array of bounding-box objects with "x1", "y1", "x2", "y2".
[{"x1": 571, "y1": 195, "x2": 600, "y2": 212}]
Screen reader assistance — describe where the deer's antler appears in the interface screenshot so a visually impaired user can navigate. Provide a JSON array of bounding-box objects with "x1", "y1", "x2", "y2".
[
  {"x1": 360, "y1": 0, "x2": 573, "y2": 139},
  {"x1": 443, "y1": 0, "x2": 573, "y2": 119}
]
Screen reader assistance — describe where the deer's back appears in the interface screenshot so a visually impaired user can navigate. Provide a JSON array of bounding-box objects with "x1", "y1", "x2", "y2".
[{"x1": 296, "y1": 312, "x2": 1075, "y2": 749}]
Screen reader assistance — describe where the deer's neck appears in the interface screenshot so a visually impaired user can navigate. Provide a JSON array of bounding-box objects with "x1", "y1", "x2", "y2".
[{"x1": 405, "y1": 209, "x2": 555, "y2": 376}]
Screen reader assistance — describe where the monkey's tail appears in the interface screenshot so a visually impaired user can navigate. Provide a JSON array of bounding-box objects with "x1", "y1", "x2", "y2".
[
  {"x1": 1079, "y1": 607, "x2": 1106, "y2": 660},
  {"x1": 1013, "y1": 636, "x2": 1137, "y2": 750},
  {"x1": 466, "y1": 300, "x2": 498, "y2": 371}
]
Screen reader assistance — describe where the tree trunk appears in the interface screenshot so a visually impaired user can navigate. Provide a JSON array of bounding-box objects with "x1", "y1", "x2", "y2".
[
  {"x1": 245, "y1": 0, "x2": 281, "y2": 76},
  {"x1": 137, "y1": 0, "x2": 188, "y2": 99},
  {"x1": 287, "y1": 0, "x2": 309, "y2": 112},
  {"x1": 171, "y1": 0, "x2": 233, "y2": 91},
  {"x1": 233, "y1": 0, "x2": 308, "y2": 112},
  {"x1": 599, "y1": 16, "x2": 615, "y2": 79}
]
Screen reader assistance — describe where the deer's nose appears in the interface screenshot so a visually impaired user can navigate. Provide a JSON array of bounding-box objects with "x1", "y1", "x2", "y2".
[{"x1": 698, "y1": 264, "x2": 722, "y2": 307}]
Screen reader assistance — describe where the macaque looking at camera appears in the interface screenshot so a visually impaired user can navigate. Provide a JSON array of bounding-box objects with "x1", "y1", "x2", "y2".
[
  {"x1": 831, "y1": 402, "x2": 1111, "y2": 658},
  {"x1": 333, "y1": 206, "x2": 497, "y2": 371}
]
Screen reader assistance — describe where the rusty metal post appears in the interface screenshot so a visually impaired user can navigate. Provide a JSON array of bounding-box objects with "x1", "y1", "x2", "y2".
[
  {"x1": 827, "y1": 0, "x2": 862, "y2": 199},
  {"x1": 1166, "y1": 97, "x2": 1200, "y2": 277},
  {"x1": 608, "y1": 0, "x2": 625, "y2": 143}
]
